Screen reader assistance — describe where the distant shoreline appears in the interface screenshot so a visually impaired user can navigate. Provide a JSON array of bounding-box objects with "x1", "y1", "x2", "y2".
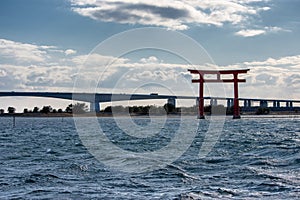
[{"x1": 0, "y1": 111, "x2": 299, "y2": 118}]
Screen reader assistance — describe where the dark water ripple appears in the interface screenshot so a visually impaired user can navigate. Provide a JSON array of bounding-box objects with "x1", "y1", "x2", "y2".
[{"x1": 0, "y1": 117, "x2": 299, "y2": 199}]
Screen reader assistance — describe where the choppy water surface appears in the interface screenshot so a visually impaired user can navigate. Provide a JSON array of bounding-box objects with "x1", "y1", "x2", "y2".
[{"x1": 0, "y1": 116, "x2": 299, "y2": 199}]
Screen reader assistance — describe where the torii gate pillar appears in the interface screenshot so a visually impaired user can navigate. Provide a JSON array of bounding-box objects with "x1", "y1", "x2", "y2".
[
  {"x1": 233, "y1": 73, "x2": 240, "y2": 119},
  {"x1": 188, "y1": 69, "x2": 249, "y2": 119}
]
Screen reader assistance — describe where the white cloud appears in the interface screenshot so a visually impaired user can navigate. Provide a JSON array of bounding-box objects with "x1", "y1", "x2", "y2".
[
  {"x1": 266, "y1": 26, "x2": 291, "y2": 33},
  {"x1": 70, "y1": 0, "x2": 270, "y2": 30},
  {"x1": 65, "y1": 49, "x2": 77, "y2": 55},
  {"x1": 0, "y1": 38, "x2": 82, "y2": 91},
  {"x1": 0, "y1": 38, "x2": 79, "y2": 64},
  {"x1": 0, "y1": 39, "x2": 49, "y2": 63},
  {"x1": 140, "y1": 56, "x2": 159, "y2": 64},
  {"x1": 0, "y1": 37, "x2": 299, "y2": 100},
  {"x1": 244, "y1": 55, "x2": 300, "y2": 66},
  {"x1": 235, "y1": 26, "x2": 290, "y2": 37},
  {"x1": 0, "y1": 69, "x2": 7, "y2": 77},
  {"x1": 235, "y1": 29, "x2": 266, "y2": 37},
  {"x1": 217, "y1": 55, "x2": 300, "y2": 99},
  {"x1": 0, "y1": 64, "x2": 76, "y2": 91},
  {"x1": 72, "y1": 53, "x2": 129, "y2": 69}
]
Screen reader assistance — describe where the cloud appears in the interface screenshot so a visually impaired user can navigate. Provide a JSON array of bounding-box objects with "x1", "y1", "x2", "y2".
[
  {"x1": 244, "y1": 55, "x2": 300, "y2": 66},
  {"x1": 267, "y1": 26, "x2": 289, "y2": 33},
  {"x1": 216, "y1": 55, "x2": 300, "y2": 99},
  {"x1": 255, "y1": 73, "x2": 278, "y2": 84},
  {"x1": 235, "y1": 29, "x2": 266, "y2": 37},
  {"x1": 0, "y1": 69, "x2": 7, "y2": 77},
  {"x1": 0, "y1": 36, "x2": 299, "y2": 100},
  {"x1": 70, "y1": 0, "x2": 270, "y2": 30},
  {"x1": 0, "y1": 38, "x2": 81, "y2": 91},
  {"x1": 140, "y1": 56, "x2": 159, "y2": 64},
  {"x1": 72, "y1": 53, "x2": 129, "y2": 67},
  {"x1": 69, "y1": 54, "x2": 198, "y2": 93},
  {"x1": 0, "y1": 38, "x2": 79, "y2": 64},
  {"x1": 0, "y1": 39, "x2": 49, "y2": 63},
  {"x1": 65, "y1": 49, "x2": 77, "y2": 55},
  {"x1": 235, "y1": 26, "x2": 291, "y2": 37},
  {"x1": 0, "y1": 64, "x2": 76, "y2": 91}
]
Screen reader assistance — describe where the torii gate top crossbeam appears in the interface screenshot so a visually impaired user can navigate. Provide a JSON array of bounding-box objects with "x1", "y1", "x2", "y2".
[
  {"x1": 188, "y1": 69, "x2": 249, "y2": 83},
  {"x1": 188, "y1": 69, "x2": 250, "y2": 75}
]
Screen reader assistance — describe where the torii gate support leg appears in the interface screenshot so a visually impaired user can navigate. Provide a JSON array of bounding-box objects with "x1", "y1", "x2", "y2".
[
  {"x1": 198, "y1": 79, "x2": 205, "y2": 119},
  {"x1": 233, "y1": 73, "x2": 241, "y2": 119}
]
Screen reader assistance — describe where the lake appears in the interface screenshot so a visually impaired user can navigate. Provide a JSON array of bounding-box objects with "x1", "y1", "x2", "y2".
[{"x1": 0, "y1": 116, "x2": 299, "y2": 199}]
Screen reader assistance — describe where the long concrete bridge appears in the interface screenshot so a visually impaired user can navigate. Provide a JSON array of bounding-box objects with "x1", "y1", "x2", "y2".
[
  {"x1": 0, "y1": 92, "x2": 193, "y2": 112},
  {"x1": 0, "y1": 92, "x2": 299, "y2": 113}
]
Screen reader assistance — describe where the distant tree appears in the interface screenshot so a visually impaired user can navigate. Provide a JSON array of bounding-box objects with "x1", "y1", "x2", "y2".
[
  {"x1": 8, "y1": 107, "x2": 16, "y2": 114},
  {"x1": 181, "y1": 105, "x2": 197, "y2": 114},
  {"x1": 211, "y1": 105, "x2": 226, "y2": 115},
  {"x1": 226, "y1": 106, "x2": 234, "y2": 115},
  {"x1": 204, "y1": 105, "x2": 211, "y2": 113},
  {"x1": 57, "y1": 108, "x2": 63, "y2": 113},
  {"x1": 141, "y1": 106, "x2": 150, "y2": 114},
  {"x1": 104, "y1": 106, "x2": 112, "y2": 113},
  {"x1": 164, "y1": 103, "x2": 176, "y2": 114},
  {"x1": 0, "y1": 109, "x2": 4, "y2": 114},
  {"x1": 23, "y1": 108, "x2": 29, "y2": 113},
  {"x1": 33, "y1": 107, "x2": 39, "y2": 113},
  {"x1": 112, "y1": 105, "x2": 126, "y2": 113},
  {"x1": 149, "y1": 105, "x2": 166, "y2": 115},
  {"x1": 256, "y1": 107, "x2": 270, "y2": 115},
  {"x1": 129, "y1": 106, "x2": 139, "y2": 113},
  {"x1": 40, "y1": 106, "x2": 52, "y2": 114},
  {"x1": 73, "y1": 103, "x2": 88, "y2": 114},
  {"x1": 52, "y1": 109, "x2": 57, "y2": 113},
  {"x1": 65, "y1": 104, "x2": 73, "y2": 113}
]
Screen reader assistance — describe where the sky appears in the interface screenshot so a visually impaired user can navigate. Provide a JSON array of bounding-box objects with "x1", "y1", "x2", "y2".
[{"x1": 0, "y1": 0, "x2": 300, "y2": 111}]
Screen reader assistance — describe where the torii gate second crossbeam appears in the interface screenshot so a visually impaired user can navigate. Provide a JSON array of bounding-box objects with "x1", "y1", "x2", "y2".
[{"x1": 188, "y1": 69, "x2": 250, "y2": 119}]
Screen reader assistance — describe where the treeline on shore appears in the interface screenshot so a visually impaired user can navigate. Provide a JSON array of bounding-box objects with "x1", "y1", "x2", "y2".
[
  {"x1": 0, "y1": 103, "x2": 88, "y2": 115},
  {"x1": 0, "y1": 103, "x2": 238, "y2": 116},
  {"x1": 2, "y1": 102, "x2": 292, "y2": 116},
  {"x1": 102, "y1": 104, "x2": 233, "y2": 115},
  {"x1": 0, "y1": 103, "x2": 183, "y2": 115}
]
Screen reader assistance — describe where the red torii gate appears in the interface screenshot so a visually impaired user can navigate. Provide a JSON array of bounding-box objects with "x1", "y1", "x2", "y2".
[{"x1": 188, "y1": 69, "x2": 250, "y2": 119}]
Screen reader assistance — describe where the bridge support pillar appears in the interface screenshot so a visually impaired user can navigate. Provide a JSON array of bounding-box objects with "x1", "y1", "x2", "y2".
[
  {"x1": 277, "y1": 101, "x2": 280, "y2": 108},
  {"x1": 285, "y1": 101, "x2": 293, "y2": 108},
  {"x1": 260, "y1": 100, "x2": 268, "y2": 108},
  {"x1": 244, "y1": 100, "x2": 247, "y2": 108},
  {"x1": 210, "y1": 99, "x2": 217, "y2": 106},
  {"x1": 273, "y1": 101, "x2": 277, "y2": 107},
  {"x1": 167, "y1": 98, "x2": 176, "y2": 108},
  {"x1": 90, "y1": 102, "x2": 100, "y2": 112},
  {"x1": 227, "y1": 99, "x2": 234, "y2": 108}
]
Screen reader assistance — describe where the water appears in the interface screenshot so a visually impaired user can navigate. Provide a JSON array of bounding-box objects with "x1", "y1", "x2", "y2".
[{"x1": 0, "y1": 116, "x2": 299, "y2": 199}]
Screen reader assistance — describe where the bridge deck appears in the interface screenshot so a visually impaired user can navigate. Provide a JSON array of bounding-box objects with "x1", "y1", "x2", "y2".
[{"x1": 0, "y1": 92, "x2": 299, "y2": 103}]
